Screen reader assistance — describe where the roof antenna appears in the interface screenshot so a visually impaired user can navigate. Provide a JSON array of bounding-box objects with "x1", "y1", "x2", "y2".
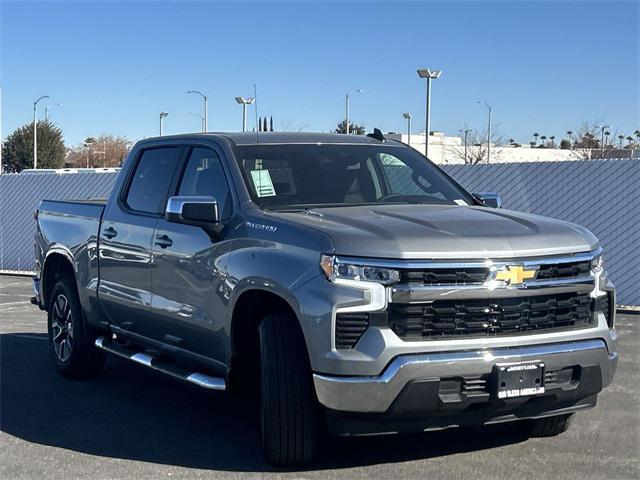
[{"x1": 367, "y1": 128, "x2": 386, "y2": 142}]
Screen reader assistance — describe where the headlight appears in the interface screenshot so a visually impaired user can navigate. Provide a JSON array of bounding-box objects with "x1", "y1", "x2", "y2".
[
  {"x1": 320, "y1": 255, "x2": 400, "y2": 285},
  {"x1": 592, "y1": 255, "x2": 604, "y2": 275}
]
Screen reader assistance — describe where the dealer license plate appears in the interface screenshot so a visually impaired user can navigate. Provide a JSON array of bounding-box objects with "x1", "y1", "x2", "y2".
[{"x1": 495, "y1": 361, "x2": 545, "y2": 399}]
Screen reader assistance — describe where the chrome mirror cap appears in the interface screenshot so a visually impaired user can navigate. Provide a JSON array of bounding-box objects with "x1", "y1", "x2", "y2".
[
  {"x1": 473, "y1": 192, "x2": 502, "y2": 208},
  {"x1": 166, "y1": 196, "x2": 219, "y2": 224}
]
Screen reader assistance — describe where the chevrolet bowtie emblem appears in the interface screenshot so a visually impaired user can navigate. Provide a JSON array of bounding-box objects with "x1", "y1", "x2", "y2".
[{"x1": 493, "y1": 265, "x2": 538, "y2": 286}]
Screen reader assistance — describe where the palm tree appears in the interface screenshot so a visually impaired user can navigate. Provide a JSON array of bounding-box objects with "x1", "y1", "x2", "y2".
[
  {"x1": 549, "y1": 135, "x2": 556, "y2": 147},
  {"x1": 533, "y1": 132, "x2": 539, "y2": 145},
  {"x1": 634, "y1": 130, "x2": 640, "y2": 144},
  {"x1": 540, "y1": 135, "x2": 547, "y2": 147},
  {"x1": 566, "y1": 130, "x2": 574, "y2": 149},
  {"x1": 618, "y1": 134, "x2": 625, "y2": 148}
]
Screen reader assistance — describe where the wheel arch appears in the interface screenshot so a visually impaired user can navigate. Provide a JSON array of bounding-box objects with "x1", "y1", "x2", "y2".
[
  {"x1": 41, "y1": 249, "x2": 77, "y2": 309},
  {"x1": 229, "y1": 288, "x2": 308, "y2": 391}
]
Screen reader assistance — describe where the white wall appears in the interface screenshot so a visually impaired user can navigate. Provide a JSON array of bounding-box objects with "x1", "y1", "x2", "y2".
[{"x1": 386, "y1": 133, "x2": 587, "y2": 164}]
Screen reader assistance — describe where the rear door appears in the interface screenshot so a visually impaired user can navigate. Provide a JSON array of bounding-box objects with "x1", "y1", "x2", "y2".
[
  {"x1": 150, "y1": 145, "x2": 234, "y2": 366},
  {"x1": 98, "y1": 146, "x2": 184, "y2": 338}
]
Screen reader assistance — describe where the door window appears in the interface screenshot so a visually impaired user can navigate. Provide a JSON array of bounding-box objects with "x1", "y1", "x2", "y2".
[
  {"x1": 178, "y1": 147, "x2": 232, "y2": 219},
  {"x1": 126, "y1": 147, "x2": 182, "y2": 214}
]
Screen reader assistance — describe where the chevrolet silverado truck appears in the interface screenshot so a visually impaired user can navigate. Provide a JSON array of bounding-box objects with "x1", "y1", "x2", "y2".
[{"x1": 33, "y1": 131, "x2": 618, "y2": 465}]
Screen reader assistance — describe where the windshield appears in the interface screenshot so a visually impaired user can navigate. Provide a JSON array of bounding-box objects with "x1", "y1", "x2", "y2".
[{"x1": 233, "y1": 144, "x2": 475, "y2": 210}]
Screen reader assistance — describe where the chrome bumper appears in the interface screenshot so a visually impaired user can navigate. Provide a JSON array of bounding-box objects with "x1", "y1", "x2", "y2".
[{"x1": 313, "y1": 338, "x2": 618, "y2": 413}]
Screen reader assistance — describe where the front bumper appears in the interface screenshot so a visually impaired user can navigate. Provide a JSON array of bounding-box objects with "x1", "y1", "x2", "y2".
[{"x1": 314, "y1": 338, "x2": 617, "y2": 425}]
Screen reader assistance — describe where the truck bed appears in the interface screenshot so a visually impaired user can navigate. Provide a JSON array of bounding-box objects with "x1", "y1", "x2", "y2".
[{"x1": 39, "y1": 198, "x2": 107, "y2": 217}]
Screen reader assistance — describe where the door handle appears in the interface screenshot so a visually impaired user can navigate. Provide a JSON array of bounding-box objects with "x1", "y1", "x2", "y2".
[
  {"x1": 103, "y1": 226, "x2": 118, "y2": 239},
  {"x1": 154, "y1": 234, "x2": 173, "y2": 248}
]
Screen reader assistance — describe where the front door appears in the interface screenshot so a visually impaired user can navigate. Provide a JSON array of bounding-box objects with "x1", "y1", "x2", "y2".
[
  {"x1": 150, "y1": 145, "x2": 234, "y2": 367},
  {"x1": 98, "y1": 146, "x2": 183, "y2": 338}
]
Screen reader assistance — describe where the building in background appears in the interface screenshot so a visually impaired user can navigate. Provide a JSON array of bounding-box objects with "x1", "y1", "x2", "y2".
[{"x1": 386, "y1": 132, "x2": 586, "y2": 164}]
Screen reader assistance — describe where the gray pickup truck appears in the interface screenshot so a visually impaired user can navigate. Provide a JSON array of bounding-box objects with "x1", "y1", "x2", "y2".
[{"x1": 33, "y1": 131, "x2": 618, "y2": 465}]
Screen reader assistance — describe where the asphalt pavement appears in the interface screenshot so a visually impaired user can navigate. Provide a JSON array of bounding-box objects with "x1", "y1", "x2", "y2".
[{"x1": 1, "y1": 275, "x2": 638, "y2": 479}]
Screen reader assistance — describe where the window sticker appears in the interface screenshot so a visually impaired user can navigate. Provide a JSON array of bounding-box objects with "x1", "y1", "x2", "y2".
[
  {"x1": 454, "y1": 199, "x2": 468, "y2": 206},
  {"x1": 250, "y1": 169, "x2": 276, "y2": 197}
]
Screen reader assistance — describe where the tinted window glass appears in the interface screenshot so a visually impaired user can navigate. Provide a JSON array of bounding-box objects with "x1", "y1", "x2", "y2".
[
  {"x1": 178, "y1": 147, "x2": 231, "y2": 219},
  {"x1": 233, "y1": 144, "x2": 473, "y2": 210},
  {"x1": 126, "y1": 147, "x2": 181, "y2": 214}
]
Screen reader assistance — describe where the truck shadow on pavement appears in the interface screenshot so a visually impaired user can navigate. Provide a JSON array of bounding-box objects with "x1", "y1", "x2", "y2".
[{"x1": 1, "y1": 333, "x2": 532, "y2": 472}]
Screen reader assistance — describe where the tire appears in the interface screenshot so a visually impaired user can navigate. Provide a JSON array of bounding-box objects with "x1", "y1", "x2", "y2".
[
  {"x1": 529, "y1": 413, "x2": 574, "y2": 437},
  {"x1": 47, "y1": 278, "x2": 105, "y2": 379},
  {"x1": 259, "y1": 313, "x2": 318, "y2": 466}
]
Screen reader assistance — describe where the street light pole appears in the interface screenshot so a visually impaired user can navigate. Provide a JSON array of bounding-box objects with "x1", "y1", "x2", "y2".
[
  {"x1": 190, "y1": 112, "x2": 205, "y2": 132},
  {"x1": 33, "y1": 95, "x2": 50, "y2": 169},
  {"x1": 403, "y1": 113, "x2": 412, "y2": 145},
  {"x1": 417, "y1": 69, "x2": 442, "y2": 157},
  {"x1": 458, "y1": 129, "x2": 471, "y2": 163},
  {"x1": 235, "y1": 97, "x2": 255, "y2": 132},
  {"x1": 597, "y1": 125, "x2": 610, "y2": 158},
  {"x1": 44, "y1": 103, "x2": 61, "y2": 122},
  {"x1": 345, "y1": 89, "x2": 362, "y2": 135},
  {"x1": 187, "y1": 90, "x2": 208, "y2": 132},
  {"x1": 159, "y1": 112, "x2": 168, "y2": 136},
  {"x1": 478, "y1": 101, "x2": 492, "y2": 164}
]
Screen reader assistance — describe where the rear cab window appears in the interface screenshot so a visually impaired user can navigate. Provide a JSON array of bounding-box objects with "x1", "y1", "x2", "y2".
[{"x1": 125, "y1": 147, "x2": 182, "y2": 214}]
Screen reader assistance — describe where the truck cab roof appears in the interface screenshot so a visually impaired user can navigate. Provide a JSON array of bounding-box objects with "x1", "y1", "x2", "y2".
[{"x1": 137, "y1": 131, "x2": 392, "y2": 147}]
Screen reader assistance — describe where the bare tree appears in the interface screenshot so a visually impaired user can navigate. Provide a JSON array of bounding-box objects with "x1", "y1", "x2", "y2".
[
  {"x1": 445, "y1": 127, "x2": 504, "y2": 164},
  {"x1": 568, "y1": 122, "x2": 601, "y2": 159},
  {"x1": 279, "y1": 121, "x2": 310, "y2": 132},
  {"x1": 66, "y1": 134, "x2": 132, "y2": 167}
]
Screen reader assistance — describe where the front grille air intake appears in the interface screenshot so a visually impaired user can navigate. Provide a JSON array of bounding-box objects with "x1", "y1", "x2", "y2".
[
  {"x1": 388, "y1": 292, "x2": 594, "y2": 341},
  {"x1": 335, "y1": 312, "x2": 369, "y2": 349}
]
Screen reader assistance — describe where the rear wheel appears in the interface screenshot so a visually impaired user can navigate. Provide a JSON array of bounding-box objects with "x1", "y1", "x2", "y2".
[
  {"x1": 259, "y1": 313, "x2": 318, "y2": 466},
  {"x1": 47, "y1": 278, "x2": 105, "y2": 379},
  {"x1": 529, "y1": 413, "x2": 574, "y2": 437}
]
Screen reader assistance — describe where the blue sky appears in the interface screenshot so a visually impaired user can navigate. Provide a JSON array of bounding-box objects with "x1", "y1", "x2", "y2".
[{"x1": 1, "y1": 0, "x2": 638, "y2": 146}]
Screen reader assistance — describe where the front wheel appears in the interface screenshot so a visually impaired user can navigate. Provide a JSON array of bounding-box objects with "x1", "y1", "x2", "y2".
[
  {"x1": 47, "y1": 278, "x2": 105, "y2": 379},
  {"x1": 259, "y1": 313, "x2": 318, "y2": 466},
  {"x1": 529, "y1": 413, "x2": 574, "y2": 437}
]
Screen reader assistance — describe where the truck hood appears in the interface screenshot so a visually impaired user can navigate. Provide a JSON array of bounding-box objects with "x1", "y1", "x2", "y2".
[{"x1": 268, "y1": 204, "x2": 598, "y2": 259}]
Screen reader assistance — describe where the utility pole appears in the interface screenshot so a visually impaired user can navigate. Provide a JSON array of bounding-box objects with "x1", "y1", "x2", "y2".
[
  {"x1": 478, "y1": 101, "x2": 492, "y2": 163},
  {"x1": 345, "y1": 89, "x2": 362, "y2": 135},
  {"x1": 458, "y1": 128, "x2": 471, "y2": 163},
  {"x1": 403, "y1": 113, "x2": 412, "y2": 145},
  {"x1": 33, "y1": 95, "x2": 50, "y2": 169},
  {"x1": 597, "y1": 125, "x2": 610, "y2": 158},
  {"x1": 187, "y1": 90, "x2": 208, "y2": 132},
  {"x1": 417, "y1": 69, "x2": 442, "y2": 157},
  {"x1": 159, "y1": 112, "x2": 168, "y2": 136},
  {"x1": 235, "y1": 97, "x2": 255, "y2": 132}
]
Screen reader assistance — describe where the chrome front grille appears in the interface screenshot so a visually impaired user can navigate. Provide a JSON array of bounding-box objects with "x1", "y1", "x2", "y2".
[
  {"x1": 397, "y1": 258, "x2": 594, "y2": 287},
  {"x1": 333, "y1": 250, "x2": 600, "y2": 349}
]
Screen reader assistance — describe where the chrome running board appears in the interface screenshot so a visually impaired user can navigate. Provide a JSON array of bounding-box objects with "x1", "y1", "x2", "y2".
[{"x1": 95, "y1": 337, "x2": 226, "y2": 391}]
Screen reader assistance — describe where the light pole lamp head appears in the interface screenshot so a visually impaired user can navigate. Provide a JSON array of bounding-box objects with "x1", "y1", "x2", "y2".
[
  {"x1": 403, "y1": 113, "x2": 412, "y2": 119},
  {"x1": 417, "y1": 69, "x2": 442, "y2": 79},
  {"x1": 160, "y1": 112, "x2": 169, "y2": 119},
  {"x1": 235, "y1": 96, "x2": 255, "y2": 105},
  {"x1": 34, "y1": 95, "x2": 50, "y2": 107},
  {"x1": 187, "y1": 90, "x2": 206, "y2": 100}
]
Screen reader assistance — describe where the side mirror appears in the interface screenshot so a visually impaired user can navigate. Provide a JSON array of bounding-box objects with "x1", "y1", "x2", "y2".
[
  {"x1": 165, "y1": 196, "x2": 219, "y2": 225},
  {"x1": 473, "y1": 192, "x2": 502, "y2": 208}
]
